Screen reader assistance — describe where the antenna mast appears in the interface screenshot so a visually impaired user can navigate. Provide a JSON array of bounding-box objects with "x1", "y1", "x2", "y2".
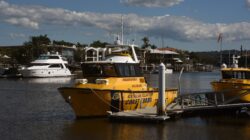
[{"x1": 121, "y1": 15, "x2": 124, "y2": 45}]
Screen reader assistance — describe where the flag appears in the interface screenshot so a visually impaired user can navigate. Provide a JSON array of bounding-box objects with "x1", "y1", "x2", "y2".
[{"x1": 217, "y1": 33, "x2": 223, "y2": 43}]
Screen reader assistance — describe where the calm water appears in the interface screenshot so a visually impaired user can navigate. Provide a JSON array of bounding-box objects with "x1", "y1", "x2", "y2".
[{"x1": 0, "y1": 72, "x2": 250, "y2": 140}]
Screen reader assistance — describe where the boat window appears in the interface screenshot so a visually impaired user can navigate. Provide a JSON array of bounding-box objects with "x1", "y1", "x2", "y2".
[
  {"x1": 233, "y1": 71, "x2": 238, "y2": 79},
  {"x1": 241, "y1": 72, "x2": 245, "y2": 79},
  {"x1": 115, "y1": 64, "x2": 142, "y2": 77},
  {"x1": 49, "y1": 56, "x2": 60, "y2": 59},
  {"x1": 82, "y1": 64, "x2": 103, "y2": 77},
  {"x1": 62, "y1": 57, "x2": 67, "y2": 61},
  {"x1": 129, "y1": 65, "x2": 136, "y2": 76},
  {"x1": 28, "y1": 63, "x2": 49, "y2": 67},
  {"x1": 49, "y1": 64, "x2": 62, "y2": 68},
  {"x1": 102, "y1": 64, "x2": 117, "y2": 76},
  {"x1": 222, "y1": 71, "x2": 233, "y2": 79},
  {"x1": 81, "y1": 63, "x2": 142, "y2": 77},
  {"x1": 223, "y1": 71, "x2": 250, "y2": 79},
  {"x1": 246, "y1": 72, "x2": 250, "y2": 79},
  {"x1": 116, "y1": 64, "x2": 129, "y2": 76},
  {"x1": 124, "y1": 65, "x2": 130, "y2": 76},
  {"x1": 37, "y1": 56, "x2": 49, "y2": 60}
]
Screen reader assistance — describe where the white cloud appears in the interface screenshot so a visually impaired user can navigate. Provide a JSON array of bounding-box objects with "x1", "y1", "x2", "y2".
[
  {"x1": 9, "y1": 33, "x2": 26, "y2": 39},
  {"x1": 1, "y1": 1, "x2": 250, "y2": 42},
  {"x1": 247, "y1": 0, "x2": 250, "y2": 7},
  {"x1": 5, "y1": 18, "x2": 39, "y2": 29},
  {"x1": 121, "y1": 0, "x2": 184, "y2": 7}
]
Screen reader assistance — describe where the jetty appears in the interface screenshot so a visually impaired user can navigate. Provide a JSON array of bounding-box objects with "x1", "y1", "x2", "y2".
[
  {"x1": 108, "y1": 91, "x2": 250, "y2": 122},
  {"x1": 108, "y1": 64, "x2": 250, "y2": 122}
]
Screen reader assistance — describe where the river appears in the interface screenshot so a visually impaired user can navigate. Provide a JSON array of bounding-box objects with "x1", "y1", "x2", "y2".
[{"x1": 0, "y1": 71, "x2": 249, "y2": 140}]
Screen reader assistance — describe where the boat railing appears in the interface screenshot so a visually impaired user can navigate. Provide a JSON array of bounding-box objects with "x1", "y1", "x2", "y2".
[{"x1": 167, "y1": 89, "x2": 250, "y2": 112}]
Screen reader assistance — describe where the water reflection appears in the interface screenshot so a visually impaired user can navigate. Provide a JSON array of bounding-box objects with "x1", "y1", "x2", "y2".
[
  {"x1": 25, "y1": 77, "x2": 73, "y2": 84},
  {"x1": 61, "y1": 115, "x2": 250, "y2": 140}
]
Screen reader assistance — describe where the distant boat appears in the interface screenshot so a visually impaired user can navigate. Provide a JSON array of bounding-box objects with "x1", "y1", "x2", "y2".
[
  {"x1": 0, "y1": 67, "x2": 21, "y2": 78},
  {"x1": 211, "y1": 55, "x2": 250, "y2": 102},
  {"x1": 141, "y1": 64, "x2": 173, "y2": 74},
  {"x1": 151, "y1": 67, "x2": 173, "y2": 74},
  {"x1": 19, "y1": 52, "x2": 72, "y2": 78}
]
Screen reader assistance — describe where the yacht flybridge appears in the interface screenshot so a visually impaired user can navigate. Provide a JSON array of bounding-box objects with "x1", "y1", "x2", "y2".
[{"x1": 20, "y1": 52, "x2": 72, "y2": 78}]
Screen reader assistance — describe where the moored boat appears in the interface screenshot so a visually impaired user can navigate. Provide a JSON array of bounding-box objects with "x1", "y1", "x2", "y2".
[
  {"x1": 58, "y1": 44, "x2": 178, "y2": 117},
  {"x1": 19, "y1": 52, "x2": 72, "y2": 78},
  {"x1": 211, "y1": 55, "x2": 250, "y2": 102}
]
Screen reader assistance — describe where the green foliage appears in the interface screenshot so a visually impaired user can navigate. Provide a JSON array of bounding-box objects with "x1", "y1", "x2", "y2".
[
  {"x1": 53, "y1": 40, "x2": 74, "y2": 46},
  {"x1": 189, "y1": 51, "x2": 220, "y2": 66},
  {"x1": 76, "y1": 42, "x2": 87, "y2": 48},
  {"x1": 90, "y1": 40, "x2": 108, "y2": 48},
  {"x1": 141, "y1": 37, "x2": 157, "y2": 49},
  {"x1": 31, "y1": 34, "x2": 51, "y2": 46}
]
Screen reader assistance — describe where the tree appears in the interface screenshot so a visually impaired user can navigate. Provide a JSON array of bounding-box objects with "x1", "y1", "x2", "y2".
[
  {"x1": 90, "y1": 40, "x2": 108, "y2": 48},
  {"x1": 141, "y1": 37, "x2": 150, "y2": 49},
  {"x1": 53, "y1": 40, "x2": 74, "y2": 46},
  {"x1": 31, "y1": 34, "x2": 51, "y2": 46},
  {"x1": 151, "y1": 44, "x2": 157, "y2": 49},
  {"x1": 76, "y1": 42, "x2": 87, "y2": 48},
  {"x1": 141, "y1": 37, "x2": 157, "y2": 49},
  {"x1": 23, "y1": 34, "x2": 52, "y2": 60}
]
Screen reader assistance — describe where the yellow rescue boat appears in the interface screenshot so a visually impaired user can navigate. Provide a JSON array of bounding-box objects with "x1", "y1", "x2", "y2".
[
  {"x1": 211, "y1": 55, "x2": 250, "y2": 102},
  {"x1": 58, "y1": 44, "x2": 178, "y2": 117}
]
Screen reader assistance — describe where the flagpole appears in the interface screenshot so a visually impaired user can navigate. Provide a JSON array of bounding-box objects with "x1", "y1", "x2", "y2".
[
  {"x1": 218, "y1": 33, "x2": 223, "y2": 66},
  {"x1": 220, "y1": 38, "x2": 222, "y2": 65}
]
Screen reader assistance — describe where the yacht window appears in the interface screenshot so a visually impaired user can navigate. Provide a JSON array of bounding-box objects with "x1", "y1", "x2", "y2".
[
  {"x1": 49, "y1": 64, "x2": 61, "y2": 68},
  {"x1": 49, "y1": 56, "x2": 60, "y2": 59},
  {"x1": 37, "y1": 56, "x2": 48, "y2": 60},
  {"x1": 28, "y1": 63, "x2": 49, "y2": 67},
  {"x1": 62, "y1": 57, "x2": 67, "y2": 61}
]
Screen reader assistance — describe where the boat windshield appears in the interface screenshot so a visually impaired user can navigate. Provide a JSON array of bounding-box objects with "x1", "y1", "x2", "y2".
[
  {"x1": 222, "y1": 71, "x2": 250, "y2": 79},
  {"x1": 28, "y1": 63, "x2": 50, "y2": 67},
  {"x1": 81, "y1": 63, "x2": 142, "y2": 77},
  {"x1": 37, "y1": 55, "x2": 60, "y2": 60}
]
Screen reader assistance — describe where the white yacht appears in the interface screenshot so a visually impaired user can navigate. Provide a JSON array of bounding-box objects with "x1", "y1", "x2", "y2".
[{"x1": 20, "y1": 52, "x2": 72, "y2": 77}]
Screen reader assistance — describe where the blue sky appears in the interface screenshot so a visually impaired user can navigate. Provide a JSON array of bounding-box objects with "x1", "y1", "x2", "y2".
[{"x1": 1, "y1": 0, "x2": 250, "y2": 51}]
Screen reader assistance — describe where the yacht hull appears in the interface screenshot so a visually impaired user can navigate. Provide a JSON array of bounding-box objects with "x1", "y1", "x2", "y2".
[
  {"x1": 58, "y1": 87, "x2": 177, "y2": 117},
  {"x1": 20, "y1": 69, "x2": 71, "y2": 77}
]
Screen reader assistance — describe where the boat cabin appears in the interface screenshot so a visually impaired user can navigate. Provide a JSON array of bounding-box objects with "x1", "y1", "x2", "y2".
[
  {"x1": 81, "y1": 63, "x2": 142, "y2": 79},
  {"x1": 221, "y1": 69, "x2": 250, "y2": 79}
]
